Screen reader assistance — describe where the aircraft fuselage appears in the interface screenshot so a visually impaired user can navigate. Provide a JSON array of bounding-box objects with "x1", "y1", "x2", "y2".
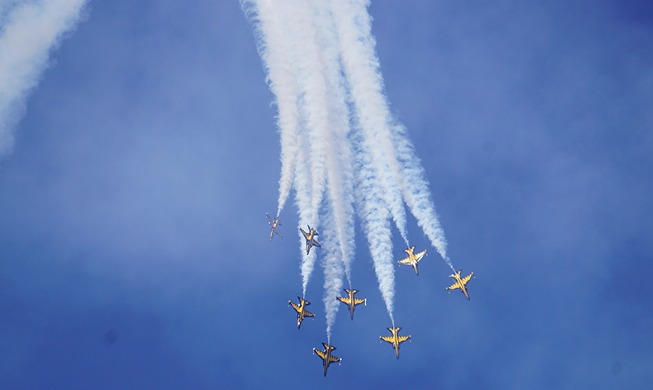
[
  {"x1": 313, "y1": 343, "x2": 341, "y2": 377},
  {"x1": 301, "y1": 225, "x2": 321, "y2": 255},
  {"x1": 380, "y1": 327, "x2": 410, "y2": 359},
  {"x1": 447, "y1": 271, "x2": 473, "y2": 300},
  {"x1": 397, "y1": 246, "x2": 426, "y2": 276},
  {"x1": 289, "y1": 297, "x2": 314, "y2": 329}
]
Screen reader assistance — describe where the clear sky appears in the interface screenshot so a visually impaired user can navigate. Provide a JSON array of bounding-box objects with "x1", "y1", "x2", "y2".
[{"x1": 1, "y1": 0, "x2": 652, "y2": 389}]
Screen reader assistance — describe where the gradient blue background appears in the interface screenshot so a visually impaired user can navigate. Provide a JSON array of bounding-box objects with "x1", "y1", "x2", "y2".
[{"x1": 1, "y1": 0, "x2": 652, "y2": 388}]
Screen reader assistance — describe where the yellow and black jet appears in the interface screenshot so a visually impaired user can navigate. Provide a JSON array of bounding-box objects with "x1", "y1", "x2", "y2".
[
  {"x1": 397, "y1": 246, "x2": 427, "y2": 275},
  {"x1": 288, "y1": 296, "x2": 315, "y2": 329},
  {"x1": 380, "y1": 327, "x2": 411, "y2": 359},
  {"x1": 446, "y1": 270, "x2": 474, "y2": 300},
  {"x1": 336, "y1": 289, "x2": 366, "y2": 320},
  {"x1": 313, "y1": 342, "x2": 342, "y2": 377},
  {"x1": 300, "y1": 225, "x2": 321, "y2": 255},
  {"x1": 266, "y1": 213, "x2": 282, "y2": 240}
]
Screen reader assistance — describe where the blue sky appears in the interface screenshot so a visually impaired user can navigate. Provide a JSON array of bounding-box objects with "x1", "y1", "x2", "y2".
[{"x1": 1, "y1": 0, "x2": 652, "y2": 388}]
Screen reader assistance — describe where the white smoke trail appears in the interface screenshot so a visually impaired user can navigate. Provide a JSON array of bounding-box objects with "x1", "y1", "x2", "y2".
[
  {"x1": 290, "y1": 0, "x2": 357, "y2": 298},
  {"x1": 352, "y1": 124, "x2": 395, "y2": 325},
  {"x1": 331, "y1": 0, "x2": 454, "y2": 270},
  {"x1": 287, "y1": 0, "x2": 328, "y2": 226},
  {"x1": 243, "y1": 0, "x2": 457, "y2": 332},
  {"x1": 330, "y1": 0, "x2": 409, "y2": 248},
  {"x1": 281, "y1": 0, "x2": 330, "y2": 297},
  {"x1": 244, "y1": 0, "x2": 315, "y2": 297},
  {"x1": 311, "y1": 0, "x2": 356, "y2": 288},
  {"x1": 0, "y1": 0, "x2": 88, "y2": 156},
  {"x1": 308, "y1": 0, "x2": 357, "y2": 338},
  {"x1": 295, "y1": 124, "x2": 316, "y2": 298},
  {"x1": 293, "y1": 99, "x2": 316, "y2": 297},
  {"x1": 392, "y1": 123, "x2": 455, "y2": 271},
  {"x1": 321, "y1": 209, "x2": 344, "y2": 343},
  {"x1": 242, "y1": 0, "x2": 301, "y2": 218}
]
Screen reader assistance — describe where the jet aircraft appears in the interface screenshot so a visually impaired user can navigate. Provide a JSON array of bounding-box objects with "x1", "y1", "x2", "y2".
[
  {"x1": 288, "y1": 296, "x2": 315, "y2": 329},
  {"x1": 446, "y1": 270, "x2": 474, "y2": 300},
  {"x1": 336, "y1": 289, "x2": 366, "y2": 320},
  {"x1": 266, "y1": 213, "x2": 282, "y2": 240},
  {"x1": 397, "y1": 246, "x2": 427, "y2": 275},
  {"x1": 313, "y1": 342, "x2": 342, "y2": 377},
  {"x1": 300, "y1": 225, "x2": 321, "y2": 255},
  {"x1": 380, "y1": 327, "x2": 411, "y2": 359}
]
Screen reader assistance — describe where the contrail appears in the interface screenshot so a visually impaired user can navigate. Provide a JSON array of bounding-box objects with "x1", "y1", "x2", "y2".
[
  {"x1": 312, "y1": 0, "x2": 356, "y2": 288},
  {"x1": 290, "y1": 0, "x2": 355, "y2": 298},
  {"x1": 312, "y1": 0, "x2": 356, "y2": 338},
  {"x1": 242, "y1": 0, "x2": 300, "y2": 218},
  {"x1": 296, "y1": 121, "x2": 316, "y2": 298},
  {"x1": 353, "y1": 127, "x2": 395, "y2": 325},
  {"x1": 331, "y1": 0, "x2": 454, "y2": 270},
  {"x1": 321, "y1": 209, "x2": 344, "y2": 344},
  {"x1": 284, "y1": 0, "x2": 330, "y2": 297},
  {"x1": 242, "y1": 0, "x2": 456, "y2": 335},
  {"x1": 329, "y1": 0, "x2": 410, "y2": 248},
  {"x1": 243, "y1": 0, "x2": 321, "y2": 298},
  {"x1": 286, "y1": 0, "x2": 328, "y2": 225},
  {"x1": 0, "y1": 0, "x2": 88, "y2": 156},
  {"x1": 392, "y1": 123, "x2": 455, "y2": 271}
]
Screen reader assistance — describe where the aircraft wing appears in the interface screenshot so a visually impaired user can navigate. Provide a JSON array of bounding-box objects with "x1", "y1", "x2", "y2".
[
  {"x1": 311, "y1": 239, "x2": 321, "y2": 248},
  {"x1": 289, "y1": 302, "x2": 301, "y2": 312},
  {"x1": 414, "y1": 249, "x2": 427, "y2": 262},
  {"x1": 304, "y1": 309, "x2": 315, "y2": 318},
  {"x1": 337, "y1": 296, "x2": 352, "y2": 305},
  {"x1": 461, "y1": 273, "x2": 473, "y2": 284},
  {"x1": 397, "y1": 256, "x2": 412, "y2": 265},
  {"x1": 353, "y1": 298, "x2": 366, "y2": 306},
  {"x1": 380, "y1": 336, "x2": 395, "y2": 344},
  {"x1": 447, "y1": 281, "x2": 461, "y2": 291},
  {"x1": 314, "y1": 349, "x2": 326, "y2": 360},
  {"x1": 300, "y1": 228, "x2": 309, "y2": 240},
  {"x1": 397, "y1": 335, "x2": 410, "y2": 344},
  {"x1": 328, "y1": 355, "x2": 341, "y2": 363}
]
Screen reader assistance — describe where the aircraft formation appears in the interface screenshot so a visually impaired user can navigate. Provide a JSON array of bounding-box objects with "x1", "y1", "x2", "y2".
[
  {"x1": 267, "y1": 214, "x2": 475, "y2": 376},
  {"x1": 245, "y1": 0, "x2": 476, "y2": 378}
]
